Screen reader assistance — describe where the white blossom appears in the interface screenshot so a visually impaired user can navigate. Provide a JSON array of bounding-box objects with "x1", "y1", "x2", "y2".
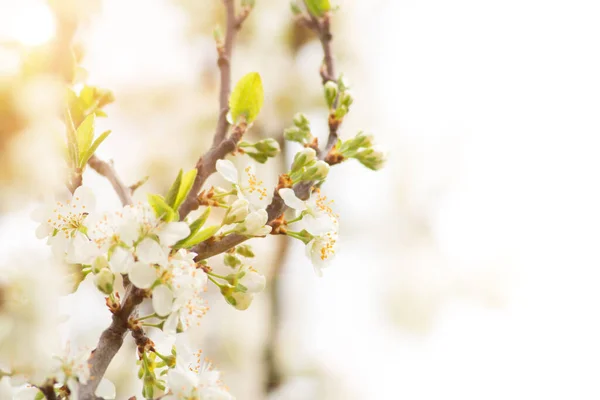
[
  {"x1": 216, "y1": 159, "x2": 270, "y2": 209},
  {"x1": 279, "y1": 188, "x2": 338, "y2": 235},
  {"x1": 306, "y1": 231, "x2": 339, "y2": 277},
  {"x1": 238, "y1": 266, "x2": 266, "y2": 293},
  {"x1": 0, "y1": 253, "x2": 63, "y2": 383},
  {"x1": 32, "y1": 186, "x2": 99, "y2": 264},
  {"x1": 234, "y1": 209, "x2": 272, "y2": 237},
  {"x1": 164, "y1": 352, "x2": 234, "y2": 400}
]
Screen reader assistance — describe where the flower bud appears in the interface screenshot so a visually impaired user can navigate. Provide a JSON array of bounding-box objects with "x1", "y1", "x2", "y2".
[
  {"x1": 213, "y1": 26, "x2": 224, "y2": 45},
  {"x1": 354, "y1": 147, "x2": 387, "y2": 171},
  {"x1": 229, "y1": 291, "x2": 254, "y2": 310},
  {"x1": 353, "y1": 131, "x2": 373, "y2": 148},
  {"x1": 293, "y1": 113, "x2": 310, "y2": 130},
  {"x1": 291, "y1": 148, "x2": 317, "y2": 173},
  {"x1": 340, "y1": 90, "x2": 354, "y2": 108},
  {"x1": 238, "y1": 267, "x2": 266, "y2": 293},
  {"x1": 254, "y1": 138, "x2": 281, "y2": 157},
  {"x1": 94, "y1": 268, "x2": 115, "y2": 295},
  {"x1": 236, "y1": 244, "x2": 255, "y2": 258},
  {"x1": 224, "y1": 253, "x2": 242, "y2": 268},
  {"x1": 242, "y1": 0, "x2": 256, "y2": 7},
  {"x1": 92, "y1": 255, "x2": 109, "y2": 274},
  {"x1": 224, "y1": 198, "x2": 249, "y2": 224},
  {"x1": 334, "y1": 105, "x2": 349, "y2": 119},
  {"x1": 301, "y1": 160, "x2": 330, "y2": 181},
  {"x1": 284, "y1": 126, "x2": 312, "y2": 144},
  {"x1": 324, "y1": 81, "x2": 338, "y2": 108}
]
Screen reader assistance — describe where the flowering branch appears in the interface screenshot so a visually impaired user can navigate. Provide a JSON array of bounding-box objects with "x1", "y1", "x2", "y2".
[{"x1": 178, "y1": 0, "x2": 252, "y2": 220}]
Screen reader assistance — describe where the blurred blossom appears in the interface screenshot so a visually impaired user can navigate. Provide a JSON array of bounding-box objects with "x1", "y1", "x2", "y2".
[{"x1": 0, "y1": 252, "x2": 65, "y2": 383}]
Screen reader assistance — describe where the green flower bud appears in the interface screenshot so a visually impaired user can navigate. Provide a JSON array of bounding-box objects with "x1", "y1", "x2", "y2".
[
  {"x1": 340, "y1": 90, "x2": 354, "y2": 108},
  {"x1": 334, "y1": 105, "x2": 349, "y2": 119},
  {"x1": 284, "y1": 126, "x2": 312, "y2": 144},
  {"x1": 324, "y1": 81, "x2": 338, "y2": 108},
  {"x1": 291, "y1": 148, "x2": 317, "y2": 173},
  {"x1": 254, "y1": 138, "x2": 281, "y2": 157},
  {"x1": 92, "y1": 255, "x2": 108, "y2": 274},
  {"x1": 354, "y1": 147, "x2": 387, "y2": 170},
  {"x1": 338, "y1": 74, "x2": 351, "y2": 92},
  {"x1": 224, "y1": 253, "x2": 242, "y2": 268},
  {"x1": 213, "y1": 26, "x2": 224, "y2": 45},
  {"x1": 94, "y1": 268, "x2": 115, "y2": 295},
  {"x1": 293, "y1": 113, "x2": 310, "y2": 129},
  {"x1": 301, "y1": 160, "x2": 330, "y2": 181},
  {"x1": 246, "y1": 152, "x2": 269, "y2": 164},
  {"x1": 236, "y1": 244, "x2": 255, "y2": 258}
]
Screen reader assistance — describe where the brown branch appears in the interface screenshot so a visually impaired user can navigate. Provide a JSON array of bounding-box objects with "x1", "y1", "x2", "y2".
[
  {"x1": 78, "y1": 285, "x2": 145, "y2": 400},
  {"x1": 178, "y1": 0, "x2": 253, "y2": 220},
  {"x1": 39, "y1": 381, "x2": 57, "y2": 400},
  {"x1": 88, "y1": 155, "x2": 134, "y2": 206}
]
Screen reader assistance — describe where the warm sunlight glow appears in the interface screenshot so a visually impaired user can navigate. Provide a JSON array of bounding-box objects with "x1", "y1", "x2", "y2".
[{"x1": 3, "y1": 1, "x2": 56, "y2": 46}]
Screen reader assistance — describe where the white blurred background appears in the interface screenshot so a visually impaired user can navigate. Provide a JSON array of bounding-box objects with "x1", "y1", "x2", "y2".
[{"x1": 2, "y1": 0, "x2": 600, "y2": 398}]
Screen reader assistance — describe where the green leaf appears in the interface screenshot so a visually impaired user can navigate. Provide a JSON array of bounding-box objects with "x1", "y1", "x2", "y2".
[
  {"x1": 81, "y1": 130, "x2": 111, "y2": 166},
  {"x1": 147, "y1": 194, "x2": 177, "y2": 222},
  {"x1": 304, "y1": 0, "x2": 331, "y2": 17},
  {"x1": 177, "y1": 225, "x2": 220, "y2": 248},
  {"x1": 188, "y1": 207, "x2": 211, "y2": 235},
  {"x1": 229, "y1": 72, "x2": 264, "y2": 124},
  {"x1": 174, "y1": 207, "x2": 211, "y2": 248},
  {"x1": 165, "y1": 170, "x2": 183, "y2": 209},
  {"x1": 76, "y1": 114, "x2": 95, "y2": 167},
  {"x1": 174, "y1": 169, "x2": 198, "y2": 211}
]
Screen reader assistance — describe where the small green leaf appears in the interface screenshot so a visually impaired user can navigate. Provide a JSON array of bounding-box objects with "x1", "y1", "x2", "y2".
[
  {"x1": 165, "y1": 170, "x2": 183, "y2": 209},
  {"x1": 175, "y1": 207, "x2": 211, "y2": 248},
  {"x1": 304, "y1": 0, "x2": 331, "y2": 17},
  {"x1": 178, "y1": 225, "x2": 220, "y2": 248},
  {"x1": 229, "y1": 72, "x2": 264, "y2": 124},
  {"x1": 82, "y1": 130, "x2": 111, "y2": 166},
  {"x1": 76, "y1": 114, "x2": 95, "y2": 167},
  {"x1": 147, "y1": 194, "x2": 177, "y2": 222},
  {"x1": 174, "y1": 169, "x2": 198, "y2": 211}
]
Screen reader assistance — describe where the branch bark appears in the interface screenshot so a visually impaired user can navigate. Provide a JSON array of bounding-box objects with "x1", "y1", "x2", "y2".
[
  {"x1": 179, "y1": 0, "x2": 247, "y2": 220},
  {"x1": 88, "y1": 155, "x2": 134, "y2": 206},
  {"x1": 78, "y1": 285, "x2": 145, "y2": 399}
]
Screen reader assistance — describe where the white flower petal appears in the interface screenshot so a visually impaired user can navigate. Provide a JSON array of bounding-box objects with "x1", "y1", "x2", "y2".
[
  {"x1": 163, "y1": 312, "x2": 179, "y2": 335},
  {"x1": 303, "y1": 213, "x2": 336, "y2": 236},
  {"x1": 158, "y1": 222, "x2": 190, "y2": 246},
  {"x1": 216, "y1": 159, "x2": 238, "y2": 184},
  {"x1": 240, "y1": 270, "x2": 266, "y2": 293},
  {"x1": 168, "y1": 367, "x2": 198, "y2": 396},
  {"x1": 129, "y1": 262, "x2": 157, "y2": 289},
  {"x1": 72, "y1": 186, "x2": 96, "y2": 211},
  {"x1": 35, "y1": 223, "x2": 52, "y2": 239},
  {"x1": 279, "y1": 188, "x2": 306, "y2": 211},
  {"x1": 152, "y1": 285, "x2": 174, "y2": 317},
  {"x1": 136, "y1": 238, "x2": 167, "y2": 265},
  {"x1": 109, "y1": 246, "x2": 134, "y2": 274}
]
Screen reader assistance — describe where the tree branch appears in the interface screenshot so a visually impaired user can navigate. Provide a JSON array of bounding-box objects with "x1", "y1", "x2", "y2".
[
  {"x1": 78, "y1": 285, "x2": 145, "y2": 399},
  {"x1": 178, "y1": 0, "x2": 253, "y2": 220},
  {"x1": 88, "y1": 155, "x2": 134, "y2": 206}
]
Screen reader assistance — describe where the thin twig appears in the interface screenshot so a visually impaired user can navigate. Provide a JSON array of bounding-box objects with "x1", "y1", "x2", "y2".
[
  {"x1": 88, "y1": 155, "x2": 134, "y2": 206},
  {"x1": 179, "y1": 0, "x2": 252, "y2": 220}
]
